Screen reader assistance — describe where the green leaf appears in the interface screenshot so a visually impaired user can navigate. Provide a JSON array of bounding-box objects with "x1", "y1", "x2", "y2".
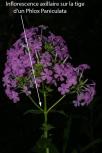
[
  {"x1": 39, "y1": 85, "x2": 53, "y2": 97},
  {"x1": 24, "y1": 109, "x2": 43, "y2": 115},
  {"x1": 35, "y1": 137, "x2": 59, "y2": 153},
  {"x1": 50, "y1": 110, "x2": 68, "y2": 117},
  {"x1": 56, "y1": 110, "x2": 68, "y2": 117},
  {"x1": 45, "y1": 86, "x2": 53, "y2": 93},
  {"x1": 41, "y1": 123, "x2": 55, "y2": 131}
]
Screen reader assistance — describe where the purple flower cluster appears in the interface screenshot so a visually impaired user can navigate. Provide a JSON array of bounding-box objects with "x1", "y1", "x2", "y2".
[
  {"x1": 54, "y1": 63, "x2": 77, "y2": 95},
  {"x1": 2, "y1": 26, "x2": 96, "y2": 106},
  {"x1": 73, "y1": 83, "x2": 96, "y2": 107},
  {"x1": 48, "y1": 33, "x2": 69, "y2": 60}
]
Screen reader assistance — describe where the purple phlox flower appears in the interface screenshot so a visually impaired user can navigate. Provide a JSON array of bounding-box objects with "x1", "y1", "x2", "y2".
[
  {"x1": 7, "y1": 47, "x2": 36, "y2": 77},
  {"x1": 54, "y1": 44, "x2": 68, "y2": 60},
  {"x1": 5, "y1": 88, "x2": 20, "y2": 103},
  {"x1": 32, "y1": 77, "x2": 42, "y2": 88},
  {"x1": 58, "y1": 83, "x2": 70, "y2": 95},
  {"x1": 10, "y1": 90, "x2": 20, "y2": 103},
  {"x1": 22, "y1": 86, "x2": 31, "y2": 96},
  {"x1": 66, "y1": 75, "x2": 77, "y2": 88},
  {"x1": 48, "y1": 34, "x2": 63, "y2": 45},
  {"x1": 55, "y1": 46, "x2": 63, "y2": 60},
  {"x1": 58, "y1": 69, "x2": 77, "y2": 95},
  {"x1": 9, "y1": 79, "x2": 17, "y2": 88},
  {"x1": 76, "y1": 64, "x2": 90, "y2": 75},
  {"x1": 11, "y1": 60, "x2": 25, "y2": 76},
  {"x1": 7, "y1": 48, "x2": 24, "y2": 59},
  {"x1": 41, "y1": 52, "x2": 52, "y2": 67},
  {"x1": 54, "y1": 64, "x2": 65, "y2": 81},
  {"x1": 3, "y1": 64, "x2": 11, "y2": 74},
  {"x1": 29, "y1": 39, "x2": 42, "y2": 53},
  {"x1": 3, "y1": 74, "x2": 11, "y2": 87},
  {"x1": 20, "y1": 54, "x2": 35, "y2": 68},
  {"x1": 6, "y1": 50, "x2": 26, "y2": 77},
  {"x1": 3, "y1": 71, "x2": 19, "y2": 103},
  {"x1": 63, "y1": 64, "x2": 77, "y2": 87},
  {"x1": 63, "y1": 64, "x2": 76, "y2": 76},
  {"x1": 54, "y1": 63, "x2": 77, "y2": 85},
  {"x1": 48, "y1": 33, "x2": 69, "y2": 60},
  {"x1": 21, "y1": 28, "x2": 33, "y2": 37},
  {"x1": 41, "y1": 68, "x2": 53, "y2": 84},
  {"x1": 3, "y1": 72, "x2": 17, "y2": 88},
  {"x1": 48, "y1": 33, "x2": 56, "y2": 42},
  {"x1": 35, "y1": 77, "x2": 42, "y2": 88},
  {"x1": 73, "y1": 83, "x2": 96, "y2": 107},
  {"x1": 13, "y1": 39, "x2": 22, "y2": 49},
  {"x1": 21, "y1": 27, "x2": 38, "y2": 38}
]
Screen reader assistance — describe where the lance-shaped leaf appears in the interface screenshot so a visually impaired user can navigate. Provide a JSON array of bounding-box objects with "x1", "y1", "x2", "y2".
[
  {"x1": 24, "y1": 109, "x2": 43, "y2": 115},
  {"x1": 41, "y1": 123, "x2": 55, "y2": 132}
]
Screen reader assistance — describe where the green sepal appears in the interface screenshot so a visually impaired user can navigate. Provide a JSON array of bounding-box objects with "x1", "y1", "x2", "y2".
[
  {"x1": 16, "y1": 76, "x2": 28, "y2": 88},
  {"x1": 34, "y1": 63, "x2": 43, "y2": 77},
  {"x1": 70, "y1": 79, "x2": 88, "y2": 94},
  {"x1": 44, "y1": 42, "x2": 54, "y2": 53}
]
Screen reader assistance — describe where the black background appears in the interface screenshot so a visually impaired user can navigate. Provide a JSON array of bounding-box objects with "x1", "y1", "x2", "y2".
[{"x1": 0, "y1": 0, "x2": 102, "y2": 153}]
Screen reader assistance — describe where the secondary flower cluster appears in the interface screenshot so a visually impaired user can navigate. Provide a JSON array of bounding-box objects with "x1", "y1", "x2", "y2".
[{"x1": 2, "y1": 25, "x2": 96, "y2": 106}]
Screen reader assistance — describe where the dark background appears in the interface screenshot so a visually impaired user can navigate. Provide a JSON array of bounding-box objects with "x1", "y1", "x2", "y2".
[{"x1": 0, "y1": 0, "x2": 102, "y2": 153}]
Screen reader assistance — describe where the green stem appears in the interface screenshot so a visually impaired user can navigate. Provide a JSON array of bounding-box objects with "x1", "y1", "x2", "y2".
[
  {"x1": 44, "y1": 91, "x2": 48, "y2": 138},
  {"x1": 43, "y1": 91, "x2": 49, "y2": 153},
  {"x1": 28, "y1": 95, "x2": 43, "y2": 112},
  {"x1": 47, "y1": 95, "x2": 66, "y2": 113}
]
